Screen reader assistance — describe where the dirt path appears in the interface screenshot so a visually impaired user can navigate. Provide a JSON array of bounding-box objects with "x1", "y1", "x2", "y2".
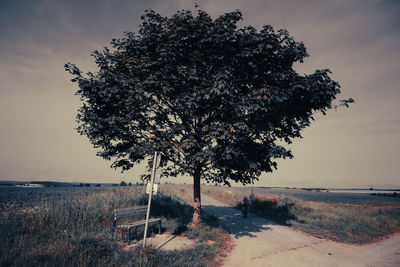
[{"x1": 193, "y1": 190, "x2": 400, "y2": 267}]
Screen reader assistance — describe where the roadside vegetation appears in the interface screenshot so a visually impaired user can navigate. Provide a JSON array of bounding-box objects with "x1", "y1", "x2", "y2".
[
  {"x1": 201, "y1": 185, "x2": 400, "y2": 244},
  {"x1": 0, "y1": 185, "x2": 229, "y2": 267}
]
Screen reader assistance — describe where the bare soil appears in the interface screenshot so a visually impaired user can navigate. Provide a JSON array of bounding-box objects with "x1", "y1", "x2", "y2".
[{"x1": 124, "y1": 233, "x2": 196, "y2": 251}]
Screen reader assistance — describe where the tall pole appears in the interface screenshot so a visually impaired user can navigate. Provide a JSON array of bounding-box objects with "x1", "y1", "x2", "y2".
[{"x1": 143, "y1": 151, "x2": 158, "y2": 247}]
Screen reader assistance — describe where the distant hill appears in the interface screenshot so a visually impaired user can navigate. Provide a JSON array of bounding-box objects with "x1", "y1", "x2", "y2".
[
  {"x1": 0, "y1": 180, "x2": 19, "y2": 186},
  {"x1": 30, "y1": 181, "x2": 74, "y2": 187}
]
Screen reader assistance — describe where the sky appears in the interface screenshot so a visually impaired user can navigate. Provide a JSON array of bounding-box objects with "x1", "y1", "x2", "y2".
[{"x1": 0, "y1": 0, "x2": 399, "y2": 188}]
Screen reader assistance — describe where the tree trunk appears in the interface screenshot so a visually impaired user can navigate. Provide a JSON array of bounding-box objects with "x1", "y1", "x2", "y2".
[{"x1": 192, "y1": 169, "x2": 202, "y2": 225}]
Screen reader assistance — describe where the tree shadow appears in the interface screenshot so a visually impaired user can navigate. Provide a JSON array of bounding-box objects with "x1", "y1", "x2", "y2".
[
  {"x1": 243, "y1": 198, "x2": 297, "y2": 226},
  {"x1": 156, "y1": 235, "x2": 177, "y2": 250},
  {"x1": 135, "y1": 194, "x2": 193, "y2": 236},
  {"x1": 202, "y1": 205, "x2": 274, "y2": 239}
]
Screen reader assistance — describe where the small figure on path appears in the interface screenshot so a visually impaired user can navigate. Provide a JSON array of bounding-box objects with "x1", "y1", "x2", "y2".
[{"x1": 242, "y1": 196, "x2": 250, "y2": 218}]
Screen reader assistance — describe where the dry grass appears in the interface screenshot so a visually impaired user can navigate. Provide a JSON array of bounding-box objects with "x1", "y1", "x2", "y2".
[
  {"x1": 0, "y1": 185, "x2": 229, "y2": 267},
  {"x1": 294, "y1": 202, "x2": 400, "y2": 243},
  {"x1": 201, "y1": 185, "x2": 400, "y2": 244}
]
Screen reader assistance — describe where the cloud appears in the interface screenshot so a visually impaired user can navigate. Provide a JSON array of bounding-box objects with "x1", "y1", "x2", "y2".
[{"x1": 0, "y1": 0, "x2": 399, "y2": 185}]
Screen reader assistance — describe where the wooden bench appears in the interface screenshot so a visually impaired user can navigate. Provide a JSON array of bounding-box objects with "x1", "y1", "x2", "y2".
[{"x1": 112, "y1": 206, "x2": 162, "y2": 244}]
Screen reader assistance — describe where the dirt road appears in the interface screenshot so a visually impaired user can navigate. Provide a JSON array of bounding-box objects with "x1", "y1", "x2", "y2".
[{"x1": 195, "y1": 190, "x2": 400, "y2": 267}]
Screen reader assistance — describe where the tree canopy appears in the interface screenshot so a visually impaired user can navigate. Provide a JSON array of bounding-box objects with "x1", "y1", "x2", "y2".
[{"x1": 65, "y1": 9, "x2": 352, "y2": 189}]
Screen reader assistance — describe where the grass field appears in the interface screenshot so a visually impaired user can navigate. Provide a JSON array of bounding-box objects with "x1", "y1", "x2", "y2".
[
  {"x1": 0, "y1": 185, "x2": 228, "y2": 267},
  {"x1": 2, "y1": 183, "x2": 399, "y2": 266},
  {"x1": 201, "y1": 185, "x2": 400, "y2": 244}
]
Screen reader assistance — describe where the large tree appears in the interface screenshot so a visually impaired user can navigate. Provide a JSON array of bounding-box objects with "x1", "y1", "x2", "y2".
[{"x1": 65, "y1": 9, "x2": 352, "y2": 223}]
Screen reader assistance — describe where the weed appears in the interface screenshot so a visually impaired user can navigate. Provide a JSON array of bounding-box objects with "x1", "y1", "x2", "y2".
[
  {"x1": 201, "y1": 185, "x2": 400, "y2": 244},
  {"x1": 0, "y1": 186, "x2": 226, "y2": 267}
]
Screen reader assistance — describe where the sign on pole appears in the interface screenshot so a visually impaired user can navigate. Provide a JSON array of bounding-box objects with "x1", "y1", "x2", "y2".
[
  {"x1": 143, "y1": 151, "x2": 161, "y2": 247},
  {"x1": 146, "y1": 183, "x2": 158, "y2": 195}
]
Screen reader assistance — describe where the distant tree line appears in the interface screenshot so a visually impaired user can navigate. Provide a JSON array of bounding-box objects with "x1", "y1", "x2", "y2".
[
  {"x1": 73, "y1": 181, "x2": 140, "y2": 187},
  {"x1": 119, "y1": 181, "x2": 133, "y2": 186}
]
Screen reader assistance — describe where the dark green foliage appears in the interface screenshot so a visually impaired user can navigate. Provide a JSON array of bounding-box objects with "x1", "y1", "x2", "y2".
[{"x1": 65, "y1": 8, "x2": 352, "y2": 187}]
